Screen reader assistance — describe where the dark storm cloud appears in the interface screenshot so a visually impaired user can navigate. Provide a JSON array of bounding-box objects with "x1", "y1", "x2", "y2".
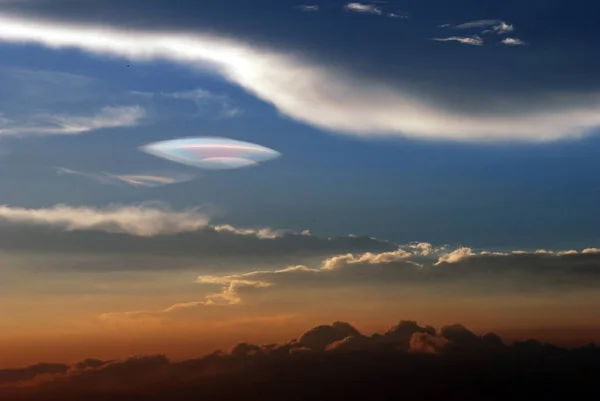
[{"x1": 1, "y1": 319, "x2": 598, "y2": 400}]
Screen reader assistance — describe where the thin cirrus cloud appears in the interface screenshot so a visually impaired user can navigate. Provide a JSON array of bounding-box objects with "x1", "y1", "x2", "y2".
[
  {"x1": 445, "y1": 19, "x2": 514, "y2": 34},
  {"x1": 0, "y1": 105, "x2": 145, "y2": 137},
  {"x1": 55, "y1": 167, "x2": 194, "y2": 188},
  {"x1": 295, "y1": 4, "x2": 319, "y2": 12},
  {"x1": 131, "y1": 88, "x2": 241, "y2": 118},
  {"x1": 2, "y1": 15, "x2": 600, "y2": 142},
  {"x1": 432, "y1": 35, "x2": 483, "y2": 46}
]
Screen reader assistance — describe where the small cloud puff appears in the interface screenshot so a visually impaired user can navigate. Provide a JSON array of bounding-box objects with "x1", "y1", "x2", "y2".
[
  {"x1": 344, "y1": 3, "x2": 382, "y2": 15},
  {"x1": 501, "y1": 37, "x2": 527, "y2": 46}
]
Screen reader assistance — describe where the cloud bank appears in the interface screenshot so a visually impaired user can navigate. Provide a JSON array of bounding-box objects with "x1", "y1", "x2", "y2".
[
  {"x1": 193, "y1": 245, "x2": 600, "y2": 305},
  {"x1": 1, "y1": 319, "x2": 598, "y2": 400},
  {"x1": 1, "y1": 15, "x2": 600, "y2": 142},
  {"x1": 0, "y1": 203, "x2": 396, "y2": 260}
]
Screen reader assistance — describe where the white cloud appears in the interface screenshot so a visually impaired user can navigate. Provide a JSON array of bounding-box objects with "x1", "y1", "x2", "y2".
[
  {"x1": 450, "y1": 19, "x2": 514, "y2": 35},
  {"x1": 0, "y1": 105, "x2": 145, "y2": 136},
  {"x1": 501, "y1": 37, "x2": 526, "y2": 46},
  {"x1": 321, "y1": 249, "x2": 413, "y2": 270},
  {"x1": 432, "y1": 36, "x2": 483, "y2": 46},
  {"x1": 133, "y1": 88, "x2": 241, "y2": 118},
  {"x1": 454, "y1": 19, "x2": 501, "y2": 29},
  {"x1": 56, "y1": 167, "x2": 194, "y2": 187},
  {"x1": 435, "y1": 247, "x2": 475, "y2": 264},
  {"x1": 193, "y1": 245, "x2": 600, "y2": 304},
  {"x1": 1, "y1": 15, "x2": 600, "y2": 142},
  {"x1": 0, "y1": 203, "x2": 284, "y2": 238},
  {"x1": 388, "y1": 12, "x2": 409, "y2": 19},
  {"x1": 295, "y1": 4, "x2": 319, "y2": 12},
  {"x1": 344, "y1": 3, "x2": 382, "y2": 15},
  {"x1": 491, "y1": 22, "x2": 514, "y2": 34}
]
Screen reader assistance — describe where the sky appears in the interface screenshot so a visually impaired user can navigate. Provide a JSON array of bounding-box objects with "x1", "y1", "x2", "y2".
[{"x1": 0, "y1": 0, "x2": 599, "y2": 370}]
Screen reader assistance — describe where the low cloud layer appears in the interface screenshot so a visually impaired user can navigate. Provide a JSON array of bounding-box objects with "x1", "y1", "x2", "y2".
[
  {"x1": 193, "y1": 245, "x2": 600, "y2": 305},
  {"x1": 1, "y1": 14, "x2": 599, "y2": 142},
  {"x1": 0, "y1": 203, "x2": 395, "y2": 260},
  {"x1": 1, "y1": 319, "x2": 598, "y2": 400}
]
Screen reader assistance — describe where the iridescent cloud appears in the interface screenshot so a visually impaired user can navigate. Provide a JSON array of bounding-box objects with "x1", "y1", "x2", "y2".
[{"x1": 139, "y1": 137, "x2": 281, "y2": 170}]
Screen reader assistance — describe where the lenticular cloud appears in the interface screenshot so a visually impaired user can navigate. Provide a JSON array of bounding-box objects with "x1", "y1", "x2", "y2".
[{"x1": 140, "y1": 137, "x2": 281, "y2": 170}]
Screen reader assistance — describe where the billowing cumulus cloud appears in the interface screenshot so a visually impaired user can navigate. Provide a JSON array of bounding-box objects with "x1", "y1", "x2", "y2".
[
  {"x1": 193, "y1": 245, "x2": 600, "y2": 305},
  {"x1": 501, "y1": 37, "x2": 526, "y2": 46},
  {"x1": 1, "y1": 15, "x2": 600, "y2": 142},
  {"x1": 0, "y1": 319, "x2": 597, "y2": 400}
]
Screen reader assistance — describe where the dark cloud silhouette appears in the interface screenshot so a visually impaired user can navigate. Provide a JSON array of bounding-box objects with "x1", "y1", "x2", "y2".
[
  {"x1": 297, "y1": 321, "x2": 361, "y2": 351},
  {"x1": 0, "y1": 363, "x2": 69, "y2": 386},
  {"x1": 2, "y1": 319, "x2": 599, "y2": 400}
]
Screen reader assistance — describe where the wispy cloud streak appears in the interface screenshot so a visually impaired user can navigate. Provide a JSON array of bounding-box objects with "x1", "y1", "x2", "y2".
[
  {"x1": 344, "y1": 3, "x2": 382, "y2": 15},
  {"x1": 448, "y1": 19, "x2": 514, "y2": 34},
  {"x1": 56, "y1": 167, "x2": 194, "y2": 187},
  {"x1": 0, "y1": 105, "x2": 145, "y2": 136},
  {"x1": 295, "y1": 4, "x2": 319, "y2": 12},
  {"x1": 1, "y1": 15, "x2": 600, "y2": 142}
]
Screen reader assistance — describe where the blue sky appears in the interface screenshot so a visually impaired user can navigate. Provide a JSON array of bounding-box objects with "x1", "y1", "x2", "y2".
[
  {"x1": 4, "y1": 1, "x2": 600, "y2": 369},
  {"x1": 1, "y1": 0, "x2": 600, "y2": 250}
]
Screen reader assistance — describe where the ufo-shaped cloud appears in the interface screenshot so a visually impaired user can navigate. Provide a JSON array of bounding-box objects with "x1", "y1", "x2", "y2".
[{"x1": 140, "y1": 137, "x2": 280, "y2": 170}]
